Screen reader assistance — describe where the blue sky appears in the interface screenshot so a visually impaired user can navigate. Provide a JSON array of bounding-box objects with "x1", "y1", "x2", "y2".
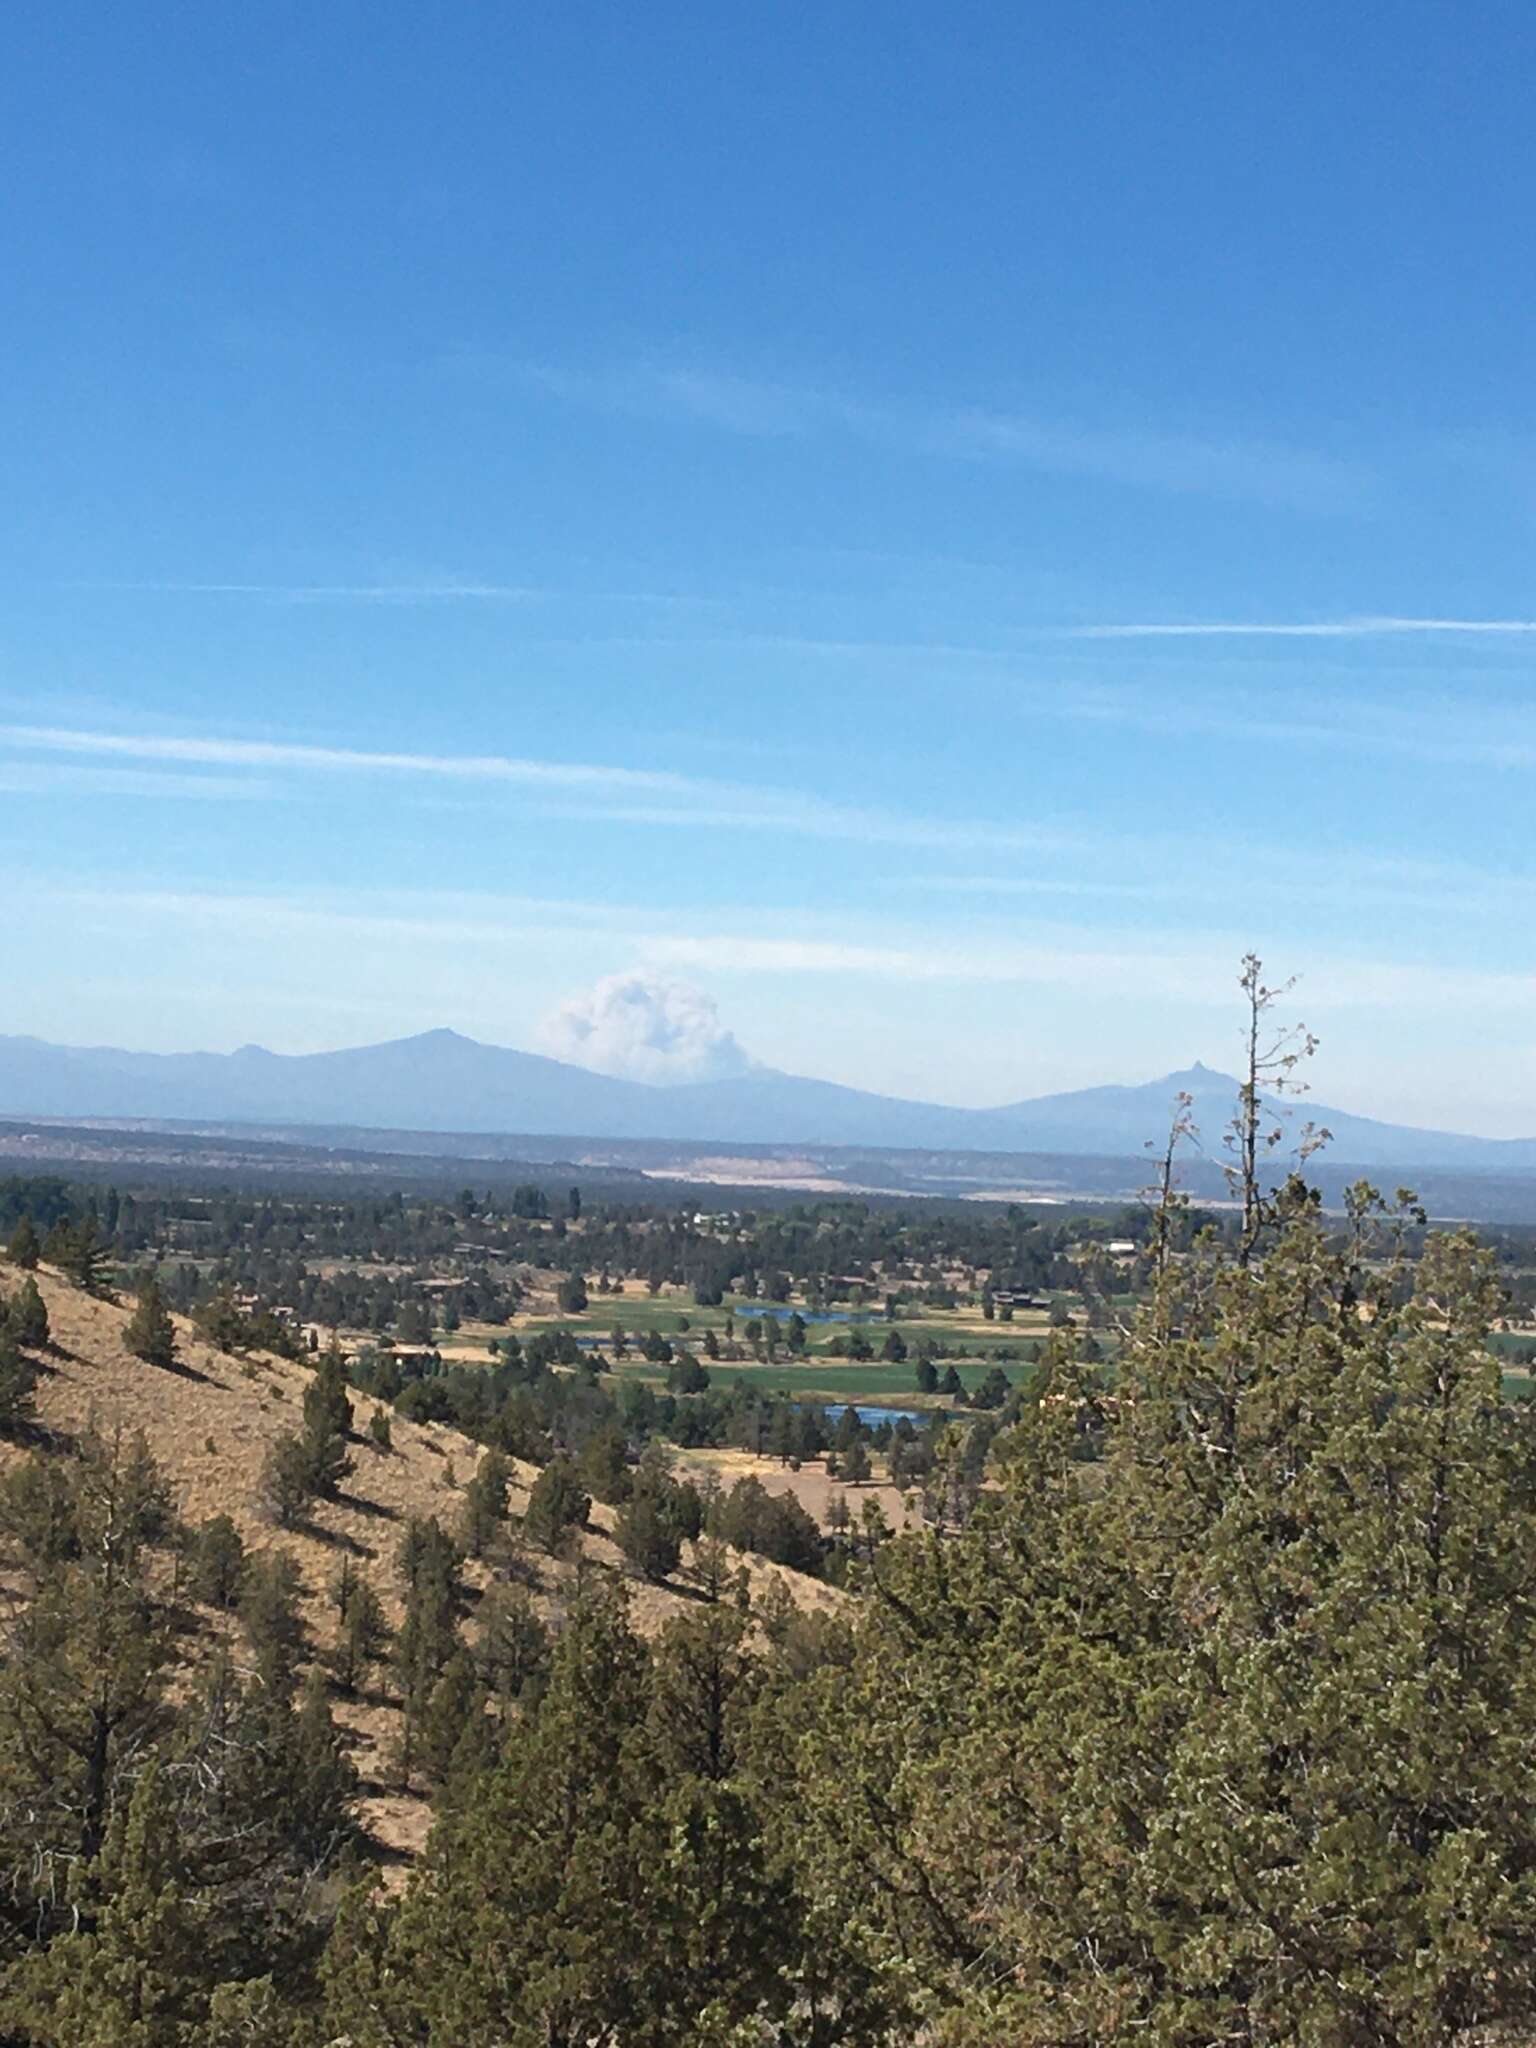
[{"x1": 5, "y1": 2, "x2": 1536, "y2": 1133}]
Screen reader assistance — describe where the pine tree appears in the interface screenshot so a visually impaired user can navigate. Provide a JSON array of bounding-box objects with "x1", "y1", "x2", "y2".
[
  {"x1": 324, "y1": 1586, "x2": 654, "y2": 2045},
  {"x1": 416, "y1": 1649, "x2": 489, "y2": 1785},
  {"x1": 522, "y1": 1455, "x2": 590, "y2": 1555},
  {"x1": 125, "y1": 1276, "x2": 177, "y2": 1369},
  {"x1": 615, "y1": 1480, "x2": 683, "y2": 1582},
  {"x1": 188, "y1": 1513, "x2": 246, "y2": 1609},
  {"x1": 257, "y1": 1430, "x2": 314, "y2": 1529},
  {"x1": 840, "y1": 1436, "x2": 872, "y2": 1486},
  {"x1": 4, "y1": 1763, "x2": 207, "y2": 2046},
  {"x1": 579, "y1": 1424, "x2": 632, "y2": 1505},
  {"x1": 46, "y1": 1215, "x2": 108, "y2": 1293},
  {"x1": 285, "y1": 1666, "x2": 361, "y2": 1865},
  {"x1": 780, "y1": 1182, "x2": 1536, "y2": 2046},
  {"x1": 7, "y1": 1213, "x2": 40, "y2": 1270},
  {"x1": 0, "y1": 1432, "x2": 177, "y2": 1900},
  {"x1": 0, "y1": 1326, "x2": 39, "y2": 1437},
  {"x1": 476, "y1": 1580, "x2": 550, "y2": 1710},
  {"x1": 392, "y1": 1519, "x2": 464, "y2": 1787},
  {"x1": 459, "y1": 1447, "x2": 510, "y2": 1557},
  {"x1": 300, "y1": 1345, "x2": 353, "y2": 1498},
  {"x1": 7, "y1": 1273, "x2": 49, "y2": 1349},
  {"x1": 238, "y1": 1551, "x2": 308, "y2": 1698},
  {"x1": 331, "y1": 1576, "x2": 388, "y2": 1696}
]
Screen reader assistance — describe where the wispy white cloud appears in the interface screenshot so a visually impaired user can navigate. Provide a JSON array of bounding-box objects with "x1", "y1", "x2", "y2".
[
  {"x1": 45, "y1": 881, "x2": 1536, "y2": 1022},
  {"x1": 72, "y1": 578, "x2": 710, "y2": 608},
  {"x1": 950, "y1": 413, "x2": 1364, "y2": 512},
  {"x1": 0, "y1": 762, "x2": 279, "y2": 801},
  {"x1": 897, "y1": 873, "x2": 1185, "y2": 903},
  {"x1": 1013, "y1": 679, "x2": 1536, "y2": 773},
  {"x1": 898, "y1": 858, "x2": 1536, "y2": 920},
  {"x1": 504, "y1": 360, "x2": 833, "y2": 437},
  {"x1": 7, "y1": 711, "x2": 1534, "y2": 879},
  {"x1": 1070, "y1": 616, "x2": 1536, "y2": 638},
  {"x1": 0, "y1": 724, "x2": 700, "y2": 798},
  {"x1": 499, "y1": 356, "x2": 1362, "y2": 510},
  {"x1": 0, "y1": 721, "x2": 1086, "y2": 858}
]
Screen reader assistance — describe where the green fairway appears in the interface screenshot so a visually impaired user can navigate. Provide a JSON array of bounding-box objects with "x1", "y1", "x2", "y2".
[
  {"x1": 516, "y1": 1291, "x2": 1049, "y2": 1366},
  {"x1": 605, "y1": 1355, "x2": 1012, "y2": 1404}
]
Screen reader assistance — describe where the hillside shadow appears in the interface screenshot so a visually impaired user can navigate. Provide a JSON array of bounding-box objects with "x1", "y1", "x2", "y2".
[
  {"x1": 639, "y1": 1571, "x2": 713, "y2": 1604},
  {"x1": 13, "y1": 1416, "x2": 78, "y2": 1457},
  {"x1": 346, "y1": 1681, "x2": 398, "y2": 1714},
  {"x1": 160, "y1": 1356, "x2": 217, "y2": 1387},
  {"x1": 303, "y1": 1521, "x2": 376, "y2": 1560},
  {"x1": 335, "y1": 1489, "x2": 399, "y2": 1523},
  {"x1": 359, "y1": 1827, "x2": 417, "y2": 1872}
]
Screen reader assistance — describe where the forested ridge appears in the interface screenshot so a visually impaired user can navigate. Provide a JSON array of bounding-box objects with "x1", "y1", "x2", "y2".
[{"x1": 0, "y1": 1155, "x2": 1532, "y2": 2043}]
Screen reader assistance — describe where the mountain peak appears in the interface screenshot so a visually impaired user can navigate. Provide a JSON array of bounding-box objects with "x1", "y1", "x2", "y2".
[
  {"x1": 0, "y1": 1028, "x2": 1525, "y2": 1173},
  {"x1": 1162, "y1": 1060, "x2": 1238, "y2": 1088}
]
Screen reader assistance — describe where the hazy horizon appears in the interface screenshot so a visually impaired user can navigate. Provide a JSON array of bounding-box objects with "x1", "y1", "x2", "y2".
[
  {"x1": 5, "y1": 9, "x2": 1535, "y2": 1136},
  {"x1": 3, "y1": 1013, "x2": 1520, "y2": 1148}
]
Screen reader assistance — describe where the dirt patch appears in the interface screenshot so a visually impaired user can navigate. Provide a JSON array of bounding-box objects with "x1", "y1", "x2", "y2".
[{"x1": 669, "y1": 1444, "x2": 919, "y2": 1532}]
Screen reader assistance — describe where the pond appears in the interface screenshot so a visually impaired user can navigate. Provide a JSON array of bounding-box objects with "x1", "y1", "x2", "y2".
[
  {"x1": 747, "y1": 1308, "x2": 872, "y2": 1326},
  {"x1": 820, "y1": 1402, "x2": 931, "y2": 1429}
]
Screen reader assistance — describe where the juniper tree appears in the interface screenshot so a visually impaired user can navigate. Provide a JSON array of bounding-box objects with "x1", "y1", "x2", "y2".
[
  {"x1": 285, "y1": 1666, "x2": 361, "y2": 1864},
  {"x1": 614, "y1": 1474, "x2": 683, "y2": 1582},
  {"x1": 331, "y1": 1576, "x2": 388, "y2": 1696},
  {"x1": 324, "y1": 1586, "x2": 658, "y2": 2046},
  {"x1": 257, "y1": 1430, "x2": 315, "y2": 1530},
  {"x1": 300, "y1": 1345, "x2": 353, "y2": 1498},
  {"x1": 238, "y1": 1552, "x2": 308, "y2": 1699},
  {"x1": 579, "y1": 1424, "x2": 631, "y2": 1505},
  {"x1": 44, "y1": 1217, "x2": 107, "y2": 1293},
  {"x1": 0, "y1": 1431, "x2": 178, "y2": 1937},
  {"x1": 392, "y1": 1518, "x2": 464, "y2": 1786},
  {"x1": 125, "y1": 1275, "x2": 177, "y2": 1369},
  {"x1": 0, "y1": 1455, "x2": 77, "y2": 1565},
  {"x1": 840, "y1": 1436, "x2": 872, "y2": 1486},
  {"x1": 1224, "y1": 951, "x2": 1328, "y2": 1266},
  {"x1": 6, "y1": 1213, "x2": 40, "y2": 1270},
  {"x1": 3, "y1": 1762, "x2": 207, "y2": 2047},
  {"x1": 188, "y1": 1513, "x2": 246, "y2": 1610},
  {"x1": 416, "y1": 1650, "x2": 491, "y2": 1786},
  {"x1": 6, "y1": 1273, "x2": 48, "y2": 1349},
  {"x1": 522, "y1": 1455, "x2": 589, "y2": 1555},
  {"x1": 0, "y1": 1327, "x2": 39, "y2": 1437},
  {"x1": 476, "y1": 1580, "x2": 550, "y2": 1711},
  {"x1": 171, "y1": 1644, "x2": 358, "y2": 1956},
  {"x1": 779, "y1": 1175, "x2": 1536, "y2": 2048},
  {"x1": 459, "y1": 1447, "x2": 511, "y2": 1558}
]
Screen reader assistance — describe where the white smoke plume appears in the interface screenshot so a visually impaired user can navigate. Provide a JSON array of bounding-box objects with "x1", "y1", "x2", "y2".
[{"x1": 538, "y1": 972, "x2": 753, "y2": 1086}]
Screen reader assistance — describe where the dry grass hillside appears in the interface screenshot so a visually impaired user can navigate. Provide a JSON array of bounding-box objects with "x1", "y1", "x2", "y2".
[{"x1": 1, "y1": 1259, "x2": 842, "y2": 1859}]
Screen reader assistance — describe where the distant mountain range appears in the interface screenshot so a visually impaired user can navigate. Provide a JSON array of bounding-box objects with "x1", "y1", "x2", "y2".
[{"x1": 0, "y1": 1028, "x2": 1532, "y2": 1176}]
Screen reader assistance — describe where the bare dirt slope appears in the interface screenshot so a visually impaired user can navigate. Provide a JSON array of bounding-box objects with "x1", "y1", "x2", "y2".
[
  {"x1": 671, "y1": 1443, "x2": 919, "y2": 1531},
  {"x1": 2, "y1": 1261, "x2": 839, "y2": 1858}
]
